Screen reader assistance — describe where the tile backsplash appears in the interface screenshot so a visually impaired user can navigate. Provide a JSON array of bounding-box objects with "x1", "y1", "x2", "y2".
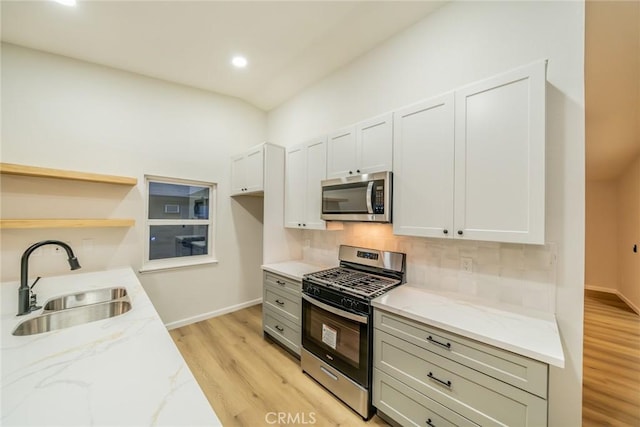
[{"x1": 302, "y1": 223, "x2": 557, "y2": 314}]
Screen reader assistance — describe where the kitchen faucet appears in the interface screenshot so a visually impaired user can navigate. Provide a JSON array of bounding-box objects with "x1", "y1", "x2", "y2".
[{"x1": 18, "y1": 240, "x2": 81, "y2": 316}]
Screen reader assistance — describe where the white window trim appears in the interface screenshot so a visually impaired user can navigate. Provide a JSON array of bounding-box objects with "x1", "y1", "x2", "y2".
[{"x1": 140, "y1": 175, "x2": 217, "y2": 273}]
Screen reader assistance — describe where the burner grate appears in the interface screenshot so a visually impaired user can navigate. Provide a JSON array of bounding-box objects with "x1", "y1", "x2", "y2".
[{"x1": 305, "y1": 267, "x2": 399, "y2": 299}]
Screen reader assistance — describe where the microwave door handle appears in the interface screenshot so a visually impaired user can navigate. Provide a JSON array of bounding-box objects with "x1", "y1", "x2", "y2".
[{"x1": 366, "y1": 181, "x2": 374, "y2": 214}]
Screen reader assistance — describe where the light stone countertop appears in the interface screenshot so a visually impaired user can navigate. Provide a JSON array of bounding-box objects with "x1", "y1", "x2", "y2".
[
  {"x1": 262, "y1": 260, "x2": 329, "y2": 282},
  {"x1": 372, "y1": 285, "x2": 565, "y2": 368},
  {"x1": 1, "y1": 267, "x2": 221, "y2": 426}
]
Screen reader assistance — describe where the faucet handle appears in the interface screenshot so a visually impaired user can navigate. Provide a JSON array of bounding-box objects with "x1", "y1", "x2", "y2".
[{"x1": 30, "y1": 276, "x2": 42, "y2": 290}]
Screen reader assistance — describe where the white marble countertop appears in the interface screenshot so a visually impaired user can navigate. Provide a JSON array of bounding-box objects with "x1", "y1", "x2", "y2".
[
  {"x1": 1, "y1": 267, "x2": 221, "y2": 426},
  {"x1": 372, "y1": 285, "x2": 565, "y2": 368},
  {"x1": 262, "y1": 260, "x2": 329, "y2": 282}
]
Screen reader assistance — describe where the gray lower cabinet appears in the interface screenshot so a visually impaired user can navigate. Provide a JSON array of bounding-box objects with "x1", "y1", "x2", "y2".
[
  {"x1": 263, "y1": 271, "x2": 302, "y2": 356},
  {"x1": 373, "y1": 309, "x2": 549, "y2": 427}
]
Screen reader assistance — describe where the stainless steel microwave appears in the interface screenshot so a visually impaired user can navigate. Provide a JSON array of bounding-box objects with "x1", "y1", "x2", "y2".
[{"x1": 321, "y1": 171, "x2": 392, "y2": 222}]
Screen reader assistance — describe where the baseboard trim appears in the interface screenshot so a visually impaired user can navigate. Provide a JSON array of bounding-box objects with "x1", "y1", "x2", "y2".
[
  {"x1": 165, "y1": 298, "x2": 263, "y2": 330},
  {"x1": 585, "y1": 285, "x2": 640, "y2": 315},
  {"x1": 616, "y1": 292, "x2": 640, "y2": 315},
  {"x1": 584, "y1": 285, "x2": 617, "y2": 294}
]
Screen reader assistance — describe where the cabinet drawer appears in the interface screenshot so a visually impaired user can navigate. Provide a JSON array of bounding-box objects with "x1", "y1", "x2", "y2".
[
  {"x1": 264, "y1": 272, "x2": 301, "y2": 296},
  {"x1": 264, "y1": 284, "x2": 300, "y2": 324},
  {"x1": 264, "y1": 309, "x2": 300, "y2": 355},
  {"x1": 375, "y1": 330, "x2": 547, "y2": 427},
  {"x1": 374, "y1": 309, "x2": 547, "y2": 398},
  {"x1": 374, "y1": 369, "x2": 479, "y2": 427}
]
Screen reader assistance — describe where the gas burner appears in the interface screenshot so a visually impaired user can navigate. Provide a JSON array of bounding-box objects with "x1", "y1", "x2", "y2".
[{"x1": 305, "y1": 266, "x2": 400, "y2": 299}]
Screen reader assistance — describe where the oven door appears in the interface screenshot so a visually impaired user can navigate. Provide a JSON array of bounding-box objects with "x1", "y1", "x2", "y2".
[{"x1": 301, "y1": 294, "x2": 369, "y2": 387}]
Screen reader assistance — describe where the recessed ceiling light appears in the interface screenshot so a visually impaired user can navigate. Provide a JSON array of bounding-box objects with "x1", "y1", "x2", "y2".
[
  {"x1": 231, "y1": 56, "x2": 248, "y2": 69},
  {"x1": 52, "y1": 0, "x2": 77, "y2": 6}
]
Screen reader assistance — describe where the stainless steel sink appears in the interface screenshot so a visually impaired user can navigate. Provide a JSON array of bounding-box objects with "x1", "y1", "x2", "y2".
[
  {"x1": 12, "y1": 300, "x2": 132, "y2": 336},
  {"x1": 43, "y1": 287, "x2": 128, "y2": 311}
]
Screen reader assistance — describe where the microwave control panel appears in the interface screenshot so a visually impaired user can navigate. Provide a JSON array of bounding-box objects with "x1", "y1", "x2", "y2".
[{"x1": 374, "y1": 184, "x2": 385, "y2": 214}]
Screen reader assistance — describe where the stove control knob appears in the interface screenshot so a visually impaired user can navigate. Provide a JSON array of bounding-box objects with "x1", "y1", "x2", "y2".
[{"x1": 341, "y1": 297, "x2": 356, "y2": 309}]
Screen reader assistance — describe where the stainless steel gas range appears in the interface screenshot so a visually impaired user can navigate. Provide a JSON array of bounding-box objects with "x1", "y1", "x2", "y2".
[{"x1": 301, "y1": 245, "x2": 406, "y2": 420}]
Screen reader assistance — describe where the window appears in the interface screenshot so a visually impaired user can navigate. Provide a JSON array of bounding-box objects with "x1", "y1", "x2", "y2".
[{"x1": 141, "y1": 176, "x2": 216, "y2": 272}]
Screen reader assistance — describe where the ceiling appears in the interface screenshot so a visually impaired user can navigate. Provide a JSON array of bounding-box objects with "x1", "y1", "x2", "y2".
[
  {"x1": 2, "y1": 1, "x2": 638, "y2": 180},
  {"x1": 0, "y1": 0, "x2": 444, "y2": 112},
  {"x1": 585, "y1": 0, "x2": 640, "y2": 180}
]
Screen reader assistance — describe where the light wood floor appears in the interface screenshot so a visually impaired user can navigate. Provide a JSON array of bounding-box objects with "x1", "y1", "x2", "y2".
[
  {"x1": 170, "y1": 304, "x2": 389, "y2": 427},
  {"x1": 583, "y1": 290, "x2": 640, "y2": 427}
]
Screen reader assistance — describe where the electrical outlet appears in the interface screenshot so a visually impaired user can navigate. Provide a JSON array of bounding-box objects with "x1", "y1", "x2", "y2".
[{"x1": 460, "y1": 257, "x2": 473, "y2": 273}]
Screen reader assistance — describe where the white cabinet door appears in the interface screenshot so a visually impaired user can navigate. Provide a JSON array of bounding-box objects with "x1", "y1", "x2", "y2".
[
  {"x1": 393, "y1": 94, "x2": 455, "y2": 238},
  {"x1": 230, "y1": 153, "x2": 246, "y2": 195},
  {"x1": 284, "y1": 145, "x2": 306, "y2": 228},
  {"x1": 454, "y1": 61, "x2": 545, "y2": 244},
  {"x1": 244, "y1": 147, "x2": 265, "y2": 193},
  {"x1": 357, "y1": 112, "x2": 393, "y2": 175},
  {"x1": 285, "y1": 137, "x2": 327, "y2": 230},
  {"x1": 326, "y1": 126, "x2": 357, "y2": 178},
  {"x1": 304, "y1": 137, "x2": 327, "y2": 229},
  {"x1": 230, "y1": 145, "x2": 265, "y2": 195}
]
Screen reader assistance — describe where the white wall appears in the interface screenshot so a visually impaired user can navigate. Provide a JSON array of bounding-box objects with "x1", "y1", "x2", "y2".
[
  {"x1": 585, "y1": 179, "x2": 619, "y2": 291},
  {"x1": 267, "y1": 2, "x2": 585, "y2": 426},
  {"x1": 617, "y1": 155, "x2": 640, "y2": 312},
  {"x1": 1, "y1": 43, "x2": 267, "y2": 327}
]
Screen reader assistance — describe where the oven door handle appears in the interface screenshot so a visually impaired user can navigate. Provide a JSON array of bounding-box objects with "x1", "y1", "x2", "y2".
[{"x1": 302, "y1": 294, "x2": 368, "y2": 324}]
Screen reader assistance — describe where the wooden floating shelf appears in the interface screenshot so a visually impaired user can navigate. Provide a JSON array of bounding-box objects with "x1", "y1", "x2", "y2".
[
  {"x1": 0, "y1": 219, "x2": 136, "y2": 229},
  {"x1": 0, "y1": 162, "x2": 138, "y2": 186}
]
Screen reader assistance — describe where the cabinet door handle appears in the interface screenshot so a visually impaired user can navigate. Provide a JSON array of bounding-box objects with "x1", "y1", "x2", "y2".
[
  {"x1": 274, "y1": 325, "x2": 284, "y2": 332},
  {"x1": 426, "y1": 418, "x2": 436, "y2": 427},
  {"x1": 457, "y1": 230, "x2": 463, "y2": 236},
  {"x1": 275, "y1": 299, "x2": 285, "y2": 306},
  {"x1": 443, "y1": 229, "x2": 448, "y2": 235},
  {"x1": 349, "y1": 170, "x2": 353, "y2": 175},
  {"x1": 276, "y1": 280, "x2": 286, "y2": 286},
  {"x1": 356, "y1": 169, "x2": 360, "y2": 173},
  {"x1": 427, "y1": 372, "x2": 452, "y2": 389},
  {"x1": 427, "y1": 335, "x2": 451, "y2": 350}
]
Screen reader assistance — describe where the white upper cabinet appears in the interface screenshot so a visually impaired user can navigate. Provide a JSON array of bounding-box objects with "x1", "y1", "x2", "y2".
[
  {"x1": 327, "y1": 113, "x2": 393, "y2": 178},
  {"x1": 230, "y1": 144, "x2": 265, "y2": 195},
  {"x1": 358, "y1": 113, "x2": 394, "y2": 174},
  {"x1": 285, "y1": 137, "x2": 327, "y2": 229},
  {"x1": 393, "y1": 61, "x2": 546, "y2": 244},
  {"x1": 393, "y1": 93, "x2": 455, "y2": 238},
  {"x1": 326, "y1": 126, "x2": 357, "y2": 178},
  {"x1": 454, "y1": 61, "x2": 546, "y2": 244}
]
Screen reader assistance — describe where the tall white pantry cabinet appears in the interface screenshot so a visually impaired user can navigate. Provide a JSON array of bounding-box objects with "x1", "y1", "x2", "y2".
[{"x1": 393, "y1": 61, "x2": 546, "y2": 245}]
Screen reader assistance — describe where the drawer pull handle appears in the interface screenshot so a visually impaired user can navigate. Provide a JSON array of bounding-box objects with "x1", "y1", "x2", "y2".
[
  {"x1": 276, "y1": 280, "x2": 286, "y2": 286},
  {"x1": 427, "y1": 372, "x2": 452, "y2": 389},
  {"x1": 427, "y1": 335, "x2": 451, "y2": 350},
  {"x1": 275, "y1": 299, "x2": 285, "y2": 306},
  {"x1": 426, "y1": 418, "x2": 436, "y2": 427},
  {"x1": 320, "y1": 366, "x2": 338, "y2": 381},
  {"x1": 274, "y1": 325, "x2": 284, "y2": 332}
]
